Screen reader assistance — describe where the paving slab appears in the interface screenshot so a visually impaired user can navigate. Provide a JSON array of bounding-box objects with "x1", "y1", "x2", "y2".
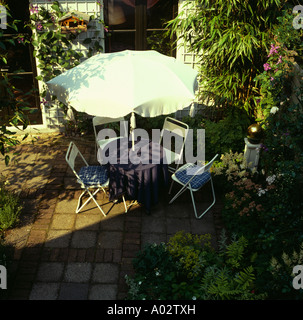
[
  {"x1": 71, "y1": 230, "x2": 98, "y2": 248},
  {"x1": 36, "y1": 262, "x2": 64, "y2": 282},
  {"x1": 64, "y1": 262, "x2": 92, "y2": 283},
  {"x1": 45, "y1": 230, "x2": 72, "y2": 248},
  {"x1": 29, "y1": 283, "x2": 60, "y2": 300},
  {"x1": 97, "y1": 231, "x2": 123, "y2": 249},
  {"x1": 92, "y1": 263, "x2": 119, "y2": 283},
  {"x1": 89, "y1": 284, "x2": 118, "y2": 300},
  {"x1": 51, "y1": 214, "x2": 76, "y2": 229},
  {"x1": 58, "y1": 283, "x2": 89, "y2": 300}
]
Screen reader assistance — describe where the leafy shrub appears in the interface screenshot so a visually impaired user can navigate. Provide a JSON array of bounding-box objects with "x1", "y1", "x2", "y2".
[
  {"x1": 203, "y1": 108, "x2": 252, "y2": 156},
  {"x1": 199, "y1": 233, "x2": 265, "y2": 300},
  {"x1": 126, "y1": 231, "x2": 264, "y2": 300},
  {"x1": 0, "y1": 179, "x2": 22, "y2": 232},
  {"x1": 167, "y1": 232, "x2": 212, "y2": 279}
]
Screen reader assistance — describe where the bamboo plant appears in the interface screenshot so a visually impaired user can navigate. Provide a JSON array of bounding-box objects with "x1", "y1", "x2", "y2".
[{"x1": 167, "y1": 0, "x2": 287, "y2": 117}]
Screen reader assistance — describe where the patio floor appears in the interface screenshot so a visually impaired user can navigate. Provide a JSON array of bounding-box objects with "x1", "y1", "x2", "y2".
[{"x1": 0, "y1": 132, "x2": 224, "y2": 300}]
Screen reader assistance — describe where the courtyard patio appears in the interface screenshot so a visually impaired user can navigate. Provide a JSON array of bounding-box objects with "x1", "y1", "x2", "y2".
[{"x1": 0, "y1": 132, "x2": 223, "y2": 300}]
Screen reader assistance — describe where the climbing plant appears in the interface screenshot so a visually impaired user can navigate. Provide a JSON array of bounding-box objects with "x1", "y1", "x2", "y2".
[{"x1": 27, "y1": 0, "x2": 106, "y2": 98}]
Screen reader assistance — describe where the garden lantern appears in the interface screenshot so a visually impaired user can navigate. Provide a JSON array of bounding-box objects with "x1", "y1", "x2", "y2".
[
  {"x1": 244, "y1": 123, "x2": 262, "y2": 169},
  {"x1": 247, "y1": 123, "x2": 262, "y2": 144}
]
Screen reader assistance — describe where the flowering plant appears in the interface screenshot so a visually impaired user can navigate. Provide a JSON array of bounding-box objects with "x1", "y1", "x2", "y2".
[
  {"x1": 26, "y1": 1, "x2": 107, "y2": 133},
  {"x1": 27, "y1": 1, "x2": 107, "y2": 82},
  {"x1": 254, "y1": 43, "x2": 290, "y2": 120}
]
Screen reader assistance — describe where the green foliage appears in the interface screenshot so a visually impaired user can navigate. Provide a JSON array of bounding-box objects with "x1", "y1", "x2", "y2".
[
  {"x1": 273, "y1": 7, "x2": 303, "y2": 56},
  {"x1": 126, "y1": 231, "x2": 264, "y2": 300},
  {"x1": 147, "y1": 29, "x2": 173, "y2": 56},
  {"x1": 209, "y1": 7, "x2": 303, "y2": 299},
  {"x1": 0, "y1": 178, "x2": 22, "y2": 232},
  {"x1": 167, "y1": 0, "x2": 285, "y2": 117},
  {"x1": 28, "y1": 2, "x2": 83, "y2": 85},
  {"x1": 203, "y1": 108, "x2": 252, "y2": 156},
  {"x1": 0, "y1": 4, "x2": 30, "y2": 165},
  {"x1": 28, "y1": 1, "x2": 106, "y2": 85},
  {"x1": 27, "y1": 1, "x2": 107, "y2": 134},
  {"x1": 125, "y1": 242, "x2": 184, "y2": 300},
  {"x1": 167, "y1": 232, "x2": 212, "y2": 278},
  {"x1": 198, "y1": 233, "x2": 263, "y2": 300}
]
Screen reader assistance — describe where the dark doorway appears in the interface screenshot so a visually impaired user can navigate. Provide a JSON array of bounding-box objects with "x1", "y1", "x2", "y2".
[{"x1": 1, "y1": 0, "x2": 42, "y2": 125}]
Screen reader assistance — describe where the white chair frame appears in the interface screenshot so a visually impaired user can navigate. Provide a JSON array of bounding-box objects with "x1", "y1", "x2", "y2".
[
  {"x1": 93, "y1": 116, "x2": 128, "y2": 159},
  {"x1": 159, "y1": 116, "x2": 189, "y2": 193},
  {"x1": 169, "y1": 154, "x2": 219, "y2": 219},
  {"x1": 65, "y1": 141, "x2": 128, "y2": 215}
]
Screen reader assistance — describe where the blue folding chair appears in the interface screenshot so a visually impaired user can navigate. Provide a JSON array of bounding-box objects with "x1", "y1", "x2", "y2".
[
  {"x1": 169, "y1": 154, "x2": 218, "y2": 219},
  {"x1": 65, "y1": 141, "x2": 127, "y2": 215}
]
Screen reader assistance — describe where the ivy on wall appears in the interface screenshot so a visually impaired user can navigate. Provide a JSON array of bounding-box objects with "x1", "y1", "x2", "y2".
[{"x1": 27, "y1": 0, "x2": 106, "y2": 99}]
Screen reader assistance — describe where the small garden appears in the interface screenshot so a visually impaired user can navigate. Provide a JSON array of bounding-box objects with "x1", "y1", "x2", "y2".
[{"x1": 1, "y1": 0, "x2": 303, "y2": 300}]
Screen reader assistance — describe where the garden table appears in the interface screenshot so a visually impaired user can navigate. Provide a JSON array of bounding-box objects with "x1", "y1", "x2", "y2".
[{"x1": 97, "y1": 137, "x2": 169, "y2": 213}]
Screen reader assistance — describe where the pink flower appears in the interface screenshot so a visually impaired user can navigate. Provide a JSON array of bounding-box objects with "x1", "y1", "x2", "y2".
[
  {"x1": 104, "y1": 27, "x2": 109, "y2": 32},
  {"x1": 268, "y1": 44, "x2": 279, "y2": 57},
  {"x1": 36, "y1": 23, "x2": 43, "y2": 31},
  {"x1": 263, "y1": 63, "x2": 271, "y2": 71},
  {"x1": 30, "y1": 5, "x2": 39, "y2": 14}
]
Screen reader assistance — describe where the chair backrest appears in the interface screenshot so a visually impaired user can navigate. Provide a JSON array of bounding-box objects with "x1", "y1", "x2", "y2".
[
  {"x1": 160, "y1": 117, "x2": 189, "y2": 140},
  {"x1": 194, "y1": 154, "x2": 219, "y2": 175},
  {"x1": 204, "y1": 154, "x2": 219, "y2": 171},
  {"x1": 93, "y1": 116, "x2": 128, "y2": 141},
  {"x1": 65, "y1": 141, "x2": 88, "y2": 177},
  {"x1": 159, "y1": 117, "x2": 189, "y2": 160}
]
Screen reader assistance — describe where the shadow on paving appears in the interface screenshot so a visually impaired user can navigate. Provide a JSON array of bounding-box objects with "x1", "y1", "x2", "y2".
[{"x1": 0, "y1": 133, "x2": 223, "y2": 300}]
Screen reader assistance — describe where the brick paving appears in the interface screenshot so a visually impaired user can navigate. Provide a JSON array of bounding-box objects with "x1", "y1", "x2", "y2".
[{"x1": 1, "y1": 133, "x2": 223, "y2": 300}]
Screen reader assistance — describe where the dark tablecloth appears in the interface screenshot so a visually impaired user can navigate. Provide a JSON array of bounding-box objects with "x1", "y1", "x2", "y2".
[{"x1": 98, "y1": 137, "x2": 169, "y2": 212}]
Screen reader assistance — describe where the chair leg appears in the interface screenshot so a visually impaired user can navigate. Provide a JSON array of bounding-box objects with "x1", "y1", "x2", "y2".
[
  {"x1": 76, "y1": 187, "x2": 107, "y2": 217},
  {"x1": 192, "y1": 178, "x2": 216, "y2": 219},
  {"x1": 169, "y1": 183, "x2": 189, "y2": 204},
  {"x1": 122, "y1": 195, "x2": 128, "y2": 213},
  {"x1": 168, "y1": 162, "x2": 181, "y2": 195}
]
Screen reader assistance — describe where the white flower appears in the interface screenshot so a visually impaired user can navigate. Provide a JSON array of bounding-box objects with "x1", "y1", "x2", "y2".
[
  {"x1": 192, "y1": 296, "x2": 197, "y2": 300},
  {"x1": 257, "y1": 188, "x2": 266, "y2": 196},
  {"x1": 266, "y1": 175, "x2": 276, "y2": 185},
  {"x1": 270, "y1": 106, "x2": 279, "y2": 114}
]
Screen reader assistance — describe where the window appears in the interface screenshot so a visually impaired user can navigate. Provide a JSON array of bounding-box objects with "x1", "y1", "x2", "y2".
[{"x1": 104, "y1": 0, "x2": 177, "y2": 56}]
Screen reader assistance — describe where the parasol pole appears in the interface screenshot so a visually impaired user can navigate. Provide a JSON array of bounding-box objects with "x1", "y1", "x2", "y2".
[{"x1": 130, "y1": 112, "x2": 136, "y2": 150}]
